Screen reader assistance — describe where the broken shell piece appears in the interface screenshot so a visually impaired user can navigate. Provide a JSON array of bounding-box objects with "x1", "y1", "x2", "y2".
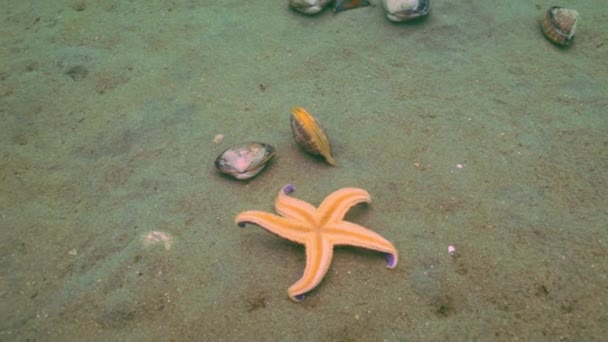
[
  {"x1": 448, "y1": 245, "x2": 456, "y2": 256},
  {"x1": 382, "y1": 0, "x2": 430, "y2": 22},
  {"x1": 213, "y1": 134, "x2": 224, "y2": 144},
  {"x1": 214, "y1": 142, "x2": 275, "y2": 180},
  {"x1": 289, "y1": 0, "x2": 369, "y2": 14},
  {"x1": 540, "y1": 6, "x2": 579, "y2": 46},
  {"x1": 335, "y1": 0, "x2": 371, "y2": 13},
  {"x1": 290, "y1": 106, "x2": 336, "y2": 166}
]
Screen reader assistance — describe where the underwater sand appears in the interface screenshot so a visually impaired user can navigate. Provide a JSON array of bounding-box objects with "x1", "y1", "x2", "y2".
[{"x1": 1, "y1": 1, "x2": 607, "y2": 340}]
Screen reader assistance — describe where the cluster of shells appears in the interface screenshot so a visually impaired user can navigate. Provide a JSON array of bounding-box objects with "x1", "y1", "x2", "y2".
[
  {"x1": 288, "y1": 0, "x2": 431, "y2": 21},
  {"x1": 288, "y1": 1, "x2": 580, "y2": 46},
  {"x1": 214, "y1": 106, "x2": 335, "y2": 180},
  {"x1": 215, "y1": 5, "x2": 581, "y2": 180}
]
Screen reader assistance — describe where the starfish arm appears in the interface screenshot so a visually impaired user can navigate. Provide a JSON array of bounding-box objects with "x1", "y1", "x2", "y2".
[
  {"x1": 288, "y1": 237, "x2": 334, "y2": 302},
  {"x1": 274, "y1": 185, "x2": 317, "y2": 224},
  {"x1": 317, "y1": 188, "x2": 371, "y2": 225},
  {"x1": 235, "y1": 211, "x2": 310, "y2": 245},
  {"x1": 325, "y1": 221, "x2": 398, "y2": 268}
]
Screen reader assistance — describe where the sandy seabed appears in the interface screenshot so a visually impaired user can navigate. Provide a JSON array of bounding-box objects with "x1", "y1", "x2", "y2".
[{"x1": 1, "y1": 1, "x2": 607, "y2": 341}]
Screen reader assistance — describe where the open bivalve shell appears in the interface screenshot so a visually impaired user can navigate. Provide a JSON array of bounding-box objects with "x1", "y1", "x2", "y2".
[{"x1": 215, "y1": 142, "x2": 275, "y2": 180}]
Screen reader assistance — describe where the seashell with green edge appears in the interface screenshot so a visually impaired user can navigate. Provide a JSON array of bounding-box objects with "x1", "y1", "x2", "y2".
[{"x1": 214, "y1": 142, "x2": 275, "y2": 180}]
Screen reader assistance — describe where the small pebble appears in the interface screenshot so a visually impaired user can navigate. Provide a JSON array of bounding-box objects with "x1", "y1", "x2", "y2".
[
  {"x1": 448, "y1": 245, "x2": 456, "y2": 256},
  {"x1": 213, "y1": 134, "x2": 224, "y2": 144}
]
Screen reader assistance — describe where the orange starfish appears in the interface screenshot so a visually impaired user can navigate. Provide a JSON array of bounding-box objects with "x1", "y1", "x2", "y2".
[{"x1": 236, "y1": 184, "x2": 398, "y2": 302}]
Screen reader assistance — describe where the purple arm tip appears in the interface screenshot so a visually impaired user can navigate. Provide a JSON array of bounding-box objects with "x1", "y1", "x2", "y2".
[
  {"x1": 386, "y1": 253, "x2": 397, "y2": 268},
  {"x1": 237, "y1": 222, "x2": 247, "y2": 228},
  {"x1": 283, "y1": 184, "x2": 295, "y2": 195}
]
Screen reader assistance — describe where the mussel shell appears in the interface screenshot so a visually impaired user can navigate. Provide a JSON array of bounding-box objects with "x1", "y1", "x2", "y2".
[
  {"x1": 214, "y1": 142, "x2": 275, "y2": 180},
  {"x1": 289, "y1": 0, "x2": 332, "y2": 14},
  {"x1": 383, "y1": 0, "x2": 430, "y2": 22},
  {"x1": 540, "y1": 6, "x2": 579, "y2": 46},
  {"x1": 290, "y1": 106, "x2": 336, "y2": 166}
]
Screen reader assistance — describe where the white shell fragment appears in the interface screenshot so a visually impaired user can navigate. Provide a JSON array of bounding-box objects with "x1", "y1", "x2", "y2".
[{"x1": 448, "y1": 245, "x2": 456, "y2": 256}]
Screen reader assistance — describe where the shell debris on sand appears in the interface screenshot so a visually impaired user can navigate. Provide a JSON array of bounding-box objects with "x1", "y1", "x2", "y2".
[{"x1": 213, "y1": 134, "x2": 224, "y2": 144}]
